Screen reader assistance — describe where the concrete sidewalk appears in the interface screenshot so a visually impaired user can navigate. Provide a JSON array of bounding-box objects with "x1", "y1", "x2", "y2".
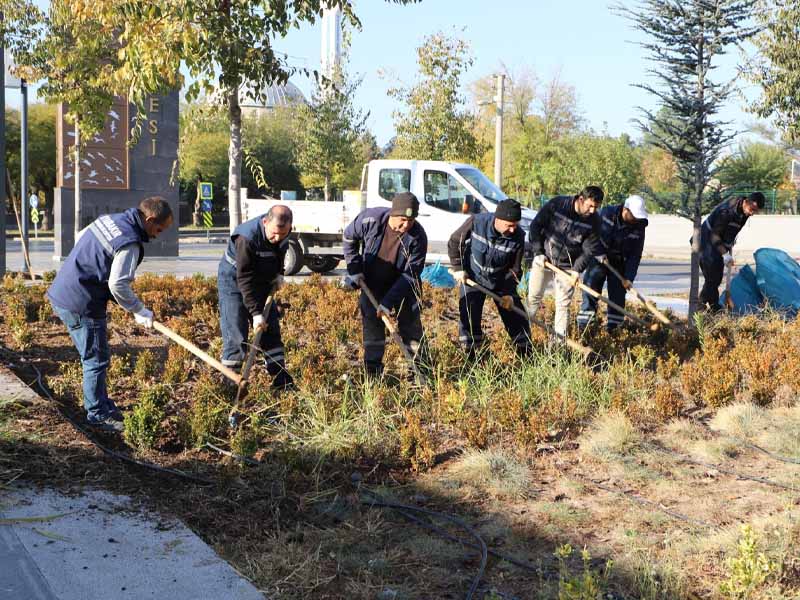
[{"x1": 0, "y1": 366, "x2": 264, "y2": 600}]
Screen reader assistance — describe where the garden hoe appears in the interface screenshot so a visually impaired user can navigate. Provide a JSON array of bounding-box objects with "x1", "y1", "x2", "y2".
[
  {"x1": 229, "y1": 291, "x2": 276, "y2": 429},
  {"x1": 359, "y1": 282, "x2": 428, "y2": 386},
  {"x1": 601, "y1": 259, "x2": 676, "y2": 329},
  {"x1": 724, "y1": 262, "x2": 735, "y2": 311},
  {"x1": 153, "y1": 321, "x2": 242, "y2": 384},
  {"x1": 463, "y1": 278, "x2": 596, "y2": 360},
  {"x1": 544, "y1": 261, "x2": 660, "y2": 332}
]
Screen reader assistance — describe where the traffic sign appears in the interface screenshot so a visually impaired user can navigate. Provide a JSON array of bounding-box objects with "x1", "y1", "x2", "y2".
[
  {"x1": 203, "y1": 211, "x2": 213, "y2": 229},
  {"x1": 29, "y1": 194, "x2": 39, "y2": 208},
  {"x1": 30, "y1": 208, "x2": 40, "y2": 224},
  {"x1": 199, "y1": 182, "x2": 213, "y2": 200},
  {"x1": 201, "y1": 199, "x2": 213, "y2": 212}
]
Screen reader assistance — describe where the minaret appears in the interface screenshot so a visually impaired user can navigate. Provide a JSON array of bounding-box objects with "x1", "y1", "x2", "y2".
[{"x1": 320, "y1": 2, "x2": 342, "y2": 80}]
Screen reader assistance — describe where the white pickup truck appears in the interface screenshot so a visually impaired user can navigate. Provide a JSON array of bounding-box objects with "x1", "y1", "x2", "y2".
[{"x1": 242, "y1": 159, "x2": 535, "y2": 275}]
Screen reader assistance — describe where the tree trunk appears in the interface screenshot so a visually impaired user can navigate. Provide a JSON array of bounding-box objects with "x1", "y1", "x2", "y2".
[
  {"x1": 688, "y1": 16, "x2": 706, "y2": 322},
  {"x1": 192, "y1": 181, "x2": 202, "y2": 226},
  {"x1": 324, "y1": 174, "x2": 330, "y2": 202},
  {"x1": 74, "y1": 121, "x2": 81, "y2": 239},
  {"x1": 227, "y1": 86, "x2": 243, "y2": 232}
]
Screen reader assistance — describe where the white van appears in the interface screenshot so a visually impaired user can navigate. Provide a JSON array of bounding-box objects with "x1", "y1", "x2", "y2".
[{"x1": 242, "y1": 159, "x2": 534, "y2": 275}]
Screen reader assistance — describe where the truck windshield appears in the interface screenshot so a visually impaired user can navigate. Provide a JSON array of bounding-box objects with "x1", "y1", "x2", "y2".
[{"x1": 456, "y1": 168, "x2": 507, "y2": 203}]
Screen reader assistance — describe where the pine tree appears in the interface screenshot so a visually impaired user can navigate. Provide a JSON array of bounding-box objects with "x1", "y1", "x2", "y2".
[{"x1": 617, "y1": 0, "x2": 758, "y2": 317}]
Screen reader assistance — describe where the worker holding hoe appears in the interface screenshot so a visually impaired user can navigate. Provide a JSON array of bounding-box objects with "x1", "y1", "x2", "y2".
[
  {"x1": 448, "y1": 198, "x2": 532, "y2": 358},
  {"x1": 697, "y1": 191, "x2": 765, "y2": 312},
  {"x1": 342, "y1": 192, "x2": 429, "y2": 379},
  {"x1": 577, "y1": 194, "x2": 649, "y2": 333},
  {"x1": 217, "y1": 205, "x2": 295, "y2": 391},
  {"x1": 47, "y1": 197, "x2": 174, "y2": 432},
  {"x1": 526, "y1": 186, "x2": 606, "y2": 338}
]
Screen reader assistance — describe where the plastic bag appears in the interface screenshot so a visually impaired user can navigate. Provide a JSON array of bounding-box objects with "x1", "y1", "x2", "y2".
[
  {"x1": 754, "y1": 248, "x2": 800, "y2": 316},
  {"x1": 421, "y1": 260, "x2": 456, "y2": 288}
]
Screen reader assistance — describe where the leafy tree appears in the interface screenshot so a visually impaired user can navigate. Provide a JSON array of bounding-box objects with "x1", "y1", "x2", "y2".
[
  {"x1": 559, "y1": 133, "x2": 642, "y2": 203},
  {"x1": 243, "y1": 108, "x2": 303, "y2": 199},
  {"x1": 618, "y1": 0, "x2": 758, "y2": 317},
  {"x1": 748, "y1": 1, "x2": 800, "y2": 145},
  {"x1": 296, "y1": 69, "x2": 368, "y2": 201},
  {"x1": 639, "y1": 145, "x2": 680, "y2": 195},
  {"x1": 337, "y1": 130, "x2": 381, "y2": 191},
  {"x1": 717, "y1": 141, "x2": 790, "y2": 190},
  {"x1": 389, "y1": 32, "x2": 486, "y2": 163}
]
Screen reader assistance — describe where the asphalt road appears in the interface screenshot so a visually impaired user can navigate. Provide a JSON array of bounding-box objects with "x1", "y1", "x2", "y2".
[{"x1": 3, "y1": 239, "x2": 693, "y2": 297}]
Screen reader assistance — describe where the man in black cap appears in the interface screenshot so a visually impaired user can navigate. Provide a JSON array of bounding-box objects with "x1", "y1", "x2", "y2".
[
  {"x1": 342, "y1": 192, "x2": 429, "y2": 377},
  {"x1": 448, "y1": 199, "x2": 531, "y2": 358},
  {"x1": 697, "y1": 191, "x2": 765, "y2": 311}
]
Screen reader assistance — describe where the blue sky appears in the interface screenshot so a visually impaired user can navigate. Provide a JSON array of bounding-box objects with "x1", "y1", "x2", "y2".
[{"x1": 8, "y1": 0, "x2": 762, "y2": 147}]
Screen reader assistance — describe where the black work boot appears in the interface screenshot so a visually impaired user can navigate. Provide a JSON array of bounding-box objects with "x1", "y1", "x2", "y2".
[{"x1": 270, "y1": 370, "x2": 296, "y2": 392}]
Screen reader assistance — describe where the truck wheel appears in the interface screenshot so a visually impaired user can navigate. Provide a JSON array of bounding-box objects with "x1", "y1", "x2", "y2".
[
  {"x1": 306, "y1": 255, "x2": 340, "y2": 273},
  {"x1": 283, "y1": 239, "x2": 304, "y2": 275}
]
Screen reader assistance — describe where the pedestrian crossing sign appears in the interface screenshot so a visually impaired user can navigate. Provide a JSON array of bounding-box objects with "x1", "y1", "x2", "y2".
[{"x1": 200, "y1": 182, "x2": 213, "y2": 200}]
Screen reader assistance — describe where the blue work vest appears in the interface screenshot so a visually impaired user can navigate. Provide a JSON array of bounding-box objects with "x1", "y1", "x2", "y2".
[
  {"x1": 47, "y1": 208, "x2": 147, "y2": 318},
  {"x1": 467, "y1": 212, "x2": 525, "y2": 291}
]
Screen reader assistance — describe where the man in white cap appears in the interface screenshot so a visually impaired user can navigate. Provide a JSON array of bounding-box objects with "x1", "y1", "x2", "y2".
[{"x1": 577, "y1": 194, "x2": 649, "y2": 333}]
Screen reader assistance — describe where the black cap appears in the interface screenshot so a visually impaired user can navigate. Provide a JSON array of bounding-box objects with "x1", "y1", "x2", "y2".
[
  {"x1": 748, "y1": 192, "x2": 766, "y2": 209},
  {"x1": 390, "y1": 192, "x2": 419, "y2": 218},
  {"x1": 494, "y1": 199, "x2": 522, "y2": 222}
]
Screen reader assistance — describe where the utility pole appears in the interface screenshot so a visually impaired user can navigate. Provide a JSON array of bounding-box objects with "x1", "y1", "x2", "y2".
[
  {"x1": 20, "y1": 78, "x2": 29, "y2": 273},
  {"x1": 493, "y1": 73, "x2": 505, "y2": 187},
  {"x1": 0, "y1": 29, "x2": 6, "y2": 276}
]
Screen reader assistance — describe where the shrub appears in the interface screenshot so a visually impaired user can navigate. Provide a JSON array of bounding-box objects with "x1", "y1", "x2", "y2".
[
  {"x1": 124, "y1": 389, "x2": 167, "y2": 450},
  {"x1": 230, "y1": 424, "x2": 260, "y2": 459},
  {"x1": 681, "y1": 336, "x2": 739, "y2": 408},
  {"x1": 188, "y1": 374, "x2": 229, "y2": 446},
  {"x1": 719, "y1": 525, "x2": 776, "y2": 599},
  {"x1": 399, "y1": 409, "x2": 435, "y2": 472},
  {"x1": 555, "y1": 544, "x2": 612, "y2": 600},
  {"x1": 133, "y1": 349, "x2": 158, "y2": 381}
]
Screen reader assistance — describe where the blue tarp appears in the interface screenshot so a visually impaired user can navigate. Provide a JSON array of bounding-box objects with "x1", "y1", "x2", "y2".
[
  {"x1": 421, "y1": 261, "x2": 456, "y2": 288},
  {"x1": 754, "y1": 248, "x2": 800, "y2": 316},
  {"x1": 724, "y1": 264, "x2": 762, "y2": 315}
]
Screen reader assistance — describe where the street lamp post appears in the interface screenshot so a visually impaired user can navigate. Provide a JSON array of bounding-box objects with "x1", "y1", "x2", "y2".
[{"x1": 494, "y1": 74, "x2": 505, "y2": 187}]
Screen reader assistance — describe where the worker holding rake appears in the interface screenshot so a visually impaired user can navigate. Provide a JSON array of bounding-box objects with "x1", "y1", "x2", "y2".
[
  {"x1": 448, "y1": 199, "x2": 532, "y2": 359},
  {"x1": 577, "y1": 194, "x2": 649, "y2": 333},
  {"x1": 47, "y1": 197, "x2": 174, "y2": 432},
  {"x1": 342, "y1": 192, "x2": 428, "y2": 379},
  {"x1": 697, "y1": 191, "x2": 765, "y2": 312},
  {"x1": 526, "y1": 186, "x2": 607, "y2": 338},
  {"x1": 217, "y1": 205, "x2": 295, "y2": 391}
]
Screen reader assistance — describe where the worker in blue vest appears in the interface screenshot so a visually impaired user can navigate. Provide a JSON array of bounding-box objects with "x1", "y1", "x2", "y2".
[
  {"x1": 577, "y1": 194, "x2": 649, "y2": 333},
  {"x1": 342, "y1": 192, "x2": 428, "y2": 378},
  {"x1": 217, "y1": 205, "x2": 294, "y2": 391},
  {"x1": 47, "y1": 197, "x2": 174, "y2": 432},
  {"x1": 448, "y1": 199, "x2": 531, "y2": 358}
]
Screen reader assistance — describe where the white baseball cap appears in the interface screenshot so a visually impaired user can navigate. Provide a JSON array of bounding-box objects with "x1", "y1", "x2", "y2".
[{"x1": 623, "y1": 194, "x2": 648, "y2": 220}]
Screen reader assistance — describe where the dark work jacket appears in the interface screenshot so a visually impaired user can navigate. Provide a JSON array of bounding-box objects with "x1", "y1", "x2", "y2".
[
  {"x1": 47, "y1": 208, "x2": 147, "y2": 318},
  {"x1": 528, "y1": 195, "x2": 602, "y2": 272},
  {"x1": 597, "y1": 205, "x2": 648, "y2": 282},
  {"x1": 701, "y1": 197, "x2": 749, "y2": 255},
  {"x1": 220, "y1": 215, "x2": 287, "y2": 316},
  {"x1": 343, "y1": 207, "x2": 428, "y2": 311},
  {"x1": 448, "y1": 213, "x2": 524, "y2": 294}
]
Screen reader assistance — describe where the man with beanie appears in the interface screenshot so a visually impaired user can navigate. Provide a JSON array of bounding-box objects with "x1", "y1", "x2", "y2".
[
  {"x1": 577, "y1": 194, "x2": 649, "y2": 333},
  {"x1": 527, "y1": 186, "x2": 606, "y2": 338},
  {"x1": 448, "y1": 199, "x2": 531, "y2": 357},
  {"x1": 47, "y1": 196, "x2": 173, "y2": 432},
  {"x1": 217, "y1": 204, "x2": 295, "y2": 391},
  {"x1": 342, "y1": 192, "x2": 428, "y2": 378},
  {"x1": 697, "y1": 191, "x2": 765, "y2": 311}
]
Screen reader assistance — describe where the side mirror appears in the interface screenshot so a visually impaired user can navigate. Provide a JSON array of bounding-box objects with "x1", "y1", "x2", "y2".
[{"x1": 462, "y1": 194, "x2": 475, "y2": 214}]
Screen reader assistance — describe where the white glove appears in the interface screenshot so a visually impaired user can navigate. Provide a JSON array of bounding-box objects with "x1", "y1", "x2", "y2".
[
  {"x1": 344, "y1": 273, "x2": 365, "y2": 290},
  {"x1": 567, "y1": 270, "x2": 581, "y2": 286},
  {"x1": 134, "y1": 307, "x2": 154, "y2": 329},
  {"x1": 450, "y1": 270, "x2": 467, "y2": 284},
  {"x1": 253, "y1": 314, "x2": 265, "y2": 331},
  {"x1": 595, "y1": 255, "x2": 607, "y2": 265},
  {"x1": 533, "y1": 254, "x2": 546, "y2": 268},
  {"x1": 376, "y1": 305, "x2": 391, "y2": 319},
  {"x1": 723, "y1": 253, "x2": 734, "y2": 267}
]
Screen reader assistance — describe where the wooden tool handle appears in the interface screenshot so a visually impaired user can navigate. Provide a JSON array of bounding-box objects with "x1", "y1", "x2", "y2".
[
  {"x1": 602, "y1": 259, "x2": 673, "y2": 326},
  {"x1": 153, "y1": 321, "x2": 241, "y2": 384}
]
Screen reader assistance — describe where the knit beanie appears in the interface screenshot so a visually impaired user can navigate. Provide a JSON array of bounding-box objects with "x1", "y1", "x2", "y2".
[
  {"x1": 494, "y1": 199, "x2": 522, "y2": 222},
  {"x1": 390, "y1": 192, "x2": 419, "y2": 218}
]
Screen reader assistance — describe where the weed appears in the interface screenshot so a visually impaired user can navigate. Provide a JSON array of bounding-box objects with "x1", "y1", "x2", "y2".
[
  {"x1": 447, "y1": 449, "x2": 531, "y2": 500},
  {"x1": 580, "y1": 412, "x2": 641, "y2": 461},
  {"x1": 710, "y1": 403, "x2": 766, "y2": 441},
  {"x1": 230, "y1": 424, "x2": 260, "y2": 459},
  {"x1": 720, "y1": 524, "x2": 776, "y2": 599},
  {"x1": 554, "y1": 544, "x2": 611, "y2": 600}
]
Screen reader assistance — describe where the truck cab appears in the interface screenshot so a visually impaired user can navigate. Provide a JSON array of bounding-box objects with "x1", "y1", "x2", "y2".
[{"x1": 362, "y1": 159, "x2": 535, "y2": 252}]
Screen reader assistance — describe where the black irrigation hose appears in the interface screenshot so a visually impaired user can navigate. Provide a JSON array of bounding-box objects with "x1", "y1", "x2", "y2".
[
  {"x1": 652, "y1": 443, "x2": 799, "y2": 492},
  {"x1": 693, "y1": 420, "x2": 800, "y2": 466},
  {"x1": 0, "y1": 345, "x2": 212, "y2": 486},
  {"x1": 580, "y1": 477, "x2": 712, "y2": 529},
  {"x1": 359, "y1": 487, "x2": 488, "y2": 600}
]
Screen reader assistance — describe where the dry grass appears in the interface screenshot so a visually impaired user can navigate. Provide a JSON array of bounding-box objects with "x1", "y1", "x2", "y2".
[
  {"x1": 445, "y1": 449, "x2": 532, "y2": 500},
  {"x1": 580, "y1": 411, "x2": 642, "y2": 460}
]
